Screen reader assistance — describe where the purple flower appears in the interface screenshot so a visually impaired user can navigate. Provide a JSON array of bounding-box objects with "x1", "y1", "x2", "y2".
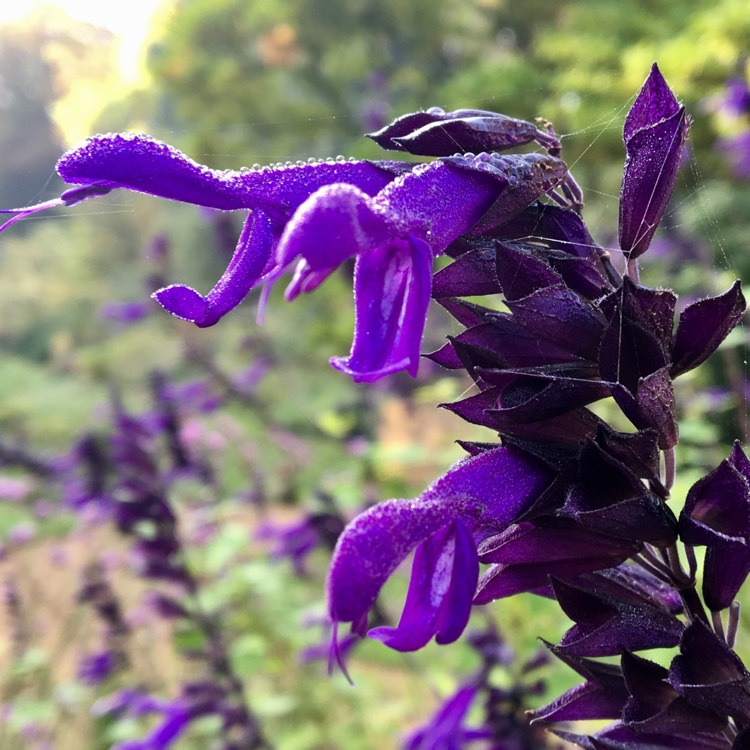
[
  {"x1": 619, "y1": 63, "x2": 690, "y2": 260},
  {"x1": 100, "y1": 300, "x2": 151, "y2": 324},
  {"x1": 77, "y1": 650, "x2": 118, "y2": 686},
  {"x1": 1, "y1": 122, "x2": 573, "y2": 381},
  {"x1": 327, "y1": 445, "x2": 552, "y2": 652},
  {"x1": 719, "y1": 77, "x2": 750, "y2": 118},
  {"x1": 718, "y1": 130, "x2": 750, "y2": 179},
  {"x1": 403, "y1": 684, "x2": 491, "y2": 750}
]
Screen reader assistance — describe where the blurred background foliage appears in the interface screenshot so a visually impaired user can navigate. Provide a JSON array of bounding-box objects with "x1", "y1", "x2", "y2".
[{"x1": 0, "y1": 0, "x2": 749, "y2": 747}]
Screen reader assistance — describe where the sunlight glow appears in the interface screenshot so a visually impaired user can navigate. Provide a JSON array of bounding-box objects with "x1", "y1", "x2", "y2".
[{"x1": 0, "y1": 0, "x2": 165, "y2": 80}]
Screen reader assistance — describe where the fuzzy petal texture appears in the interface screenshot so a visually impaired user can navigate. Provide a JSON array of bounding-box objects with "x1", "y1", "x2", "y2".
[
  {"x1": 368, "y1": 519, "x2": 478, "y2": 650},
  {"x1": 331, "y1": 236, "x2": 433, "y2": 381},
  {"x1": 153, "y1": 211, "x2": 274, "y2": 326},
  {"x1": 57, "y1": 133, "x2": 397, "y2": 219},
  {"x1": 270, "y1": 158, "x2": 507, "y2": 381},
  {"x1": 326, "y1": 446, "x2": 550, "y2": 633}
]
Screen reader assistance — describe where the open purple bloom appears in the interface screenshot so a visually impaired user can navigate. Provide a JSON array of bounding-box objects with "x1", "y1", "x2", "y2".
[
  {"x1": 272, "y1": 155, "x2": 517, "y2": 380},
  {"x1": 1, "y1": 132, "x2": 576, "y2": 381},
  {"x1": 326, "y1": 445, "x2": 552, "y2": 652}
]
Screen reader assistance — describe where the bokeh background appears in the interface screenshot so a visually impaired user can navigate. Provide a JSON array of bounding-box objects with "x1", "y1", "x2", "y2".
[{"x1": 0, "y1": 0, "x2": 749, "y2": 747}]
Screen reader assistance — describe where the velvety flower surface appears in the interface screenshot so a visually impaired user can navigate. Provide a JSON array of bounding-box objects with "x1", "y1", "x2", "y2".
[
  {"x1": 1, "y1": 131, "x2": 576, "y2": 382},
  {"x1": 326, "y1": 445, "x2": 552, "y2": 650},
  {"x1": 619, "y1": 63, "x2": 690, "y2": 259},
  {"x1": 271, "y1": 154, "x2": 528, "y2": 380}
]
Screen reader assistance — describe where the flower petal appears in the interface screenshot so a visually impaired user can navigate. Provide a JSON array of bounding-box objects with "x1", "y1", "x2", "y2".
[
  {"x1": 368, "y1": 519, "x2": 478, "y2": 650},
  {"x1": 57, "y1": 133, "x2": 398, "y2": 217},
  {"x1": 153, "y1": 211, "x2": 274, "y2": 327},
  {"x1": 326, "y1": 446, "x2": 550, "y2": 628},
  {"x1": 331, "y1": 236, "x2": 432, "y2": 381}
]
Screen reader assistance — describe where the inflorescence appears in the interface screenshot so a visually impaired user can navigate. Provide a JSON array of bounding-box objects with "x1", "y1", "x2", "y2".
[{"x1": 2, "y1": 62, "x2": 750, "y2": 748}]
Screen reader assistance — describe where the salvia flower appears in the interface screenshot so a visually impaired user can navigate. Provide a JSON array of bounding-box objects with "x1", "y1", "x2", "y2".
[
  {"x1": 0, "y1": 107, "x2": 577, "y2": 381},
  {"x1": 3, "y1": 60, "x2": 750, "y2": 750},
  {"x1": 321, "y1": 63, "x2": 750, "y2": 749},
  {"x1": 327, "y1": 445, "x2": 552, "y2": 652}
]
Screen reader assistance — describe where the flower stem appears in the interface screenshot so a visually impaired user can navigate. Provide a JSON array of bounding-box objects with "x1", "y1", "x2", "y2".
[
  {"x1": 728, "y1": 602, "x2": 741, "y2": 649},
  {"x1": 711, "y1": 609, "x2": 726, "y2": 642},
  {"x1": 625, "y1": 257, "x2": 640, "y2": 283},
  {"x1": 663, "y1": 448, "x2": 675, "y2": 493}
]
